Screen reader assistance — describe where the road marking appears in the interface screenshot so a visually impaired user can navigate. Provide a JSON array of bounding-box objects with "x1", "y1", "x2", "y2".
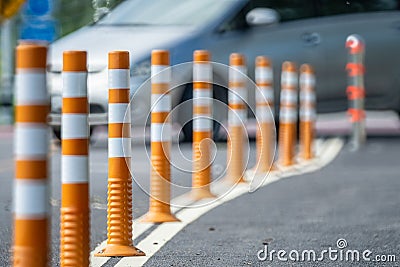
[{"x1": 90, "y1": 138, "x2": 343, "y2": 267}]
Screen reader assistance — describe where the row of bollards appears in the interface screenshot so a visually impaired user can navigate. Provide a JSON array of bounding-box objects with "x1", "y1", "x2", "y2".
[{"x1": 12, "y1": 44, "x2": 322, "y2": 266}]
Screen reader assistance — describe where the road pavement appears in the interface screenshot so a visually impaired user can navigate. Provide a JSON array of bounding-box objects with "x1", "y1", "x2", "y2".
[{"x1": 145, "y1": 137, "x2": 400, "y2": 266}]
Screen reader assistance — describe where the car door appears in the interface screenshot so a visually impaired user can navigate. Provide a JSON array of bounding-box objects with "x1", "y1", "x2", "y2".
[
  {"x1": 314, "y1": 0, "x2": 400, "y2": 113},
  {"x1": 209, "y1": 0, "x2": 326, "y2": 116}
]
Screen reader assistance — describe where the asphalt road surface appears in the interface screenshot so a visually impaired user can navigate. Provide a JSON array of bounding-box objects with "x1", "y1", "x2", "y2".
[{"x1": 145, "y1": 137, "x2": 400, "y2": 266}]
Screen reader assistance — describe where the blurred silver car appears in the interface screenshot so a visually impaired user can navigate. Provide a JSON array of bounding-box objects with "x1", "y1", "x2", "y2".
[{"x1": 48, "y1": 0, "x2": 400, "y2": 140}]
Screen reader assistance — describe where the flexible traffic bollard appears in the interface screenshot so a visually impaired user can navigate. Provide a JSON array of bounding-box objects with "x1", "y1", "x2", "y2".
[
  {"x1": 13, "y1": 43, "x2": 49, "y2": 266},
  {"x1": 299, "y1": 64, "x2": 316, "y2": 160},
  {"x1": 278, "y1": 62, "x2": 298, "y2": 166},
  {"x1": 253, "y1": 56, "x2": 274, "y2": 173},
  {"x1": 96, "y1": 51, "x2": 145, "y2": 256},
  {"x1": 191, "y1": 50, "x2": 216, "y2": 199},
  {"x1": 346, "y1": 34, "x2": 366, "y2": 150},
  {"x1": 224, "y1": 53, "x2": 247, "y2": 183},
  {"x1": 141, "y1": 50, "x2": 179, "y2": 223},
  {"x1": 60, "y1": 51, "x2": 90, "y2": 266}
]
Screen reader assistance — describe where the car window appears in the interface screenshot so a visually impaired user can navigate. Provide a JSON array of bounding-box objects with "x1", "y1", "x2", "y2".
[
  {"x1": 96, "y1": 0, "x2": 236, "y2": 26},
  {"x1": 219, "y1": 0, "x2": 317, "y2": 32},
  {"x1": 317, "y1": 0, "x2": 399, "y2": 16}
]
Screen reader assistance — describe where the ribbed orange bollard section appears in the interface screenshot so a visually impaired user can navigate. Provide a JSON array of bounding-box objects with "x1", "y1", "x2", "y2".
[
  {"x1": 191, "y1": 50, "x2": 216, "y2": 200},
  {"x1": 299, "y1": 64, "x2": 316, "y2": 160},
  {"x1": 13, "y1": 43, "x2": 49, "y2": 267},
  {"x1": 96, "y1": 51, "x2": 145, "y2": 256},
  {"x1": 278, "y1": 62, "x2": 298, "y2": 166},
  {"x1": 346, "y1": 34, "x2": 366, "y2": 150},
  {"x1": 141, "y1": 50, "x2": 179, "y2": 223},
  {"x1": 253, "y1": 56, "x2": 275, "y2": 173},
  {"x1": 224, "y1": 53, "x2": 248, "y2": 183},
  {"x1": 60, "y1": 51, "x2": 90, "y2": 266}
]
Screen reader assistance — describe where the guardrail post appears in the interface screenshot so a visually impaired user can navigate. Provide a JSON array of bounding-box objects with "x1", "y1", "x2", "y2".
[
  {"x1": 60, "y1": 51, "x2": 90, "y2": 265},
  {"x1": 253, "y1": 56, "x2": 275, "y2": 173},
  {"x1": 96, "y1": 51, "x2": 145, "y2": 256},
  {"x1": 224, "y1": 53, "x2": 248, "y2": 183},
  {"x1": 299, "y1": 64, "x2": 316, "y2": 160},
  {"x1": 13, "y1": 43, "x2": 49, "y2": 267},
  {"x1": 191, "y1": 50, "x2": 216, "y2": 199},
  {"x1": 278, "y1": 62, "x2": 298, "y2": 166},
  {"x1": 141, "y1": 50, "x2": 179, "y2": 223},
  {"x1": 346, "y1": 34, "x2": 366, "y2": 150}
]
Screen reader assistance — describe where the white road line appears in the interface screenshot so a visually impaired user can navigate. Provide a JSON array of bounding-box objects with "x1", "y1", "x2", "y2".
[{"x1": 90, "y1": 138, "x2": 343, "y2": 267}]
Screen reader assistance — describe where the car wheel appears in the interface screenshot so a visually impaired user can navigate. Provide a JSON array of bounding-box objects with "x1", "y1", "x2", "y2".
[{"x1": 180, "y1": 83, "x2": 228, "y2": 142}]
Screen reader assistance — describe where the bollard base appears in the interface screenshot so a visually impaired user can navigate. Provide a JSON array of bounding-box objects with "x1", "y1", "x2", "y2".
[
  {"x1": 95, "y1": 244, "x2": 145, "y2": 257},
  {"x1": 190, "y1": 188, "x2": 216, "y2": 200},
  {"x1": 140, "y1": 211, "x2": 180, "y2": 223},
  {"x1": 222, "y1": 175, "x2": 246, "y2": 184}
]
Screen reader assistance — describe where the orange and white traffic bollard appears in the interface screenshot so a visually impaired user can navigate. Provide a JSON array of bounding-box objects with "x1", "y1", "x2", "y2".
[
  {"x1": 346, "y1": 34, "x2": 366, "y2": 150},
  {"x1": 96, "y1": 51, "x2": 145, "y2": 256},
  {"x1": 191, "y1": 50, "x2": 216, "y2": 200},
  {"x1": 60, "y1": 51, "x2": 90, "y2": 266},
  {"x1": 13, "y1": 43, "x2": 49, "y2": 266},
  {"x1": 224, "y1": 53, "x2": 248, "y2": 183},
  {"x1": 141, "y1": 50, "x2": 179, "y2": 223},
  {"x1": 278, "y1": 61, "x2": 298, "y2": 166},
  {"x1": 253, "y1": 56, "x2": 275, "y2": 173},
  {"x1": 299, "y1": 64, "x2": 316, "y2": 160}
]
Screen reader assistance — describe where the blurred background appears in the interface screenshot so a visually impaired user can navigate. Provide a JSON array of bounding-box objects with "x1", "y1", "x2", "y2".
[{"x1": 0, "y1": 0, "x2": 122, "y2": 124}]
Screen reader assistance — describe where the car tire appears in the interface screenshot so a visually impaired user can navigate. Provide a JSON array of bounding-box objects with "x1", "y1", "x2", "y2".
[{"x1": 180, "y1": 83, "x2": 228, "y2": 142}]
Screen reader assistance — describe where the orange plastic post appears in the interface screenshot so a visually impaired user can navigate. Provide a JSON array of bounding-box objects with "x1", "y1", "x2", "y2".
[
  {"x1": 278, "y1": 62, "x2": 298, "y2": 166},
  {"x1": 140, "y1": 50, "x2": 179, "y2": 223},
  {"x1": 60, "y1": 51, "x2": 90, "y2": 266},
  {"x1": 252, "y1": 56, "x2": 275, "y2": 173},
  {"x1": 190, "y1": 50, "x2": 216, "y2": 200},
  {"x1": 299, "y1": 64, "x2": 316, "y2": 160},
  {"x1": 224, "y1": 53, "x2": 248, "y2": 183},
  {"x1": 13, "y1": 43, "x2": 49, "y2": 266},
  {"x1": 96, "y1": 51, "x2": 145, "y2": 256}
]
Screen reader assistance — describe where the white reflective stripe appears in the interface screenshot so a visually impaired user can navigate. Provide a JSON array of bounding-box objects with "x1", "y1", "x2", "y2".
[
  {"x1": 151, "y1": 123, "x2": 171, "y2": 142},
  {"x1": 109, "y1": 138, "x2": 132, "y2": 158},
  {"x1": 229, "y1": 66, "x2": 247, "y2": 82},
  {"x1": 300, "y1": 73, "x2": 316, "y2": 88},
  {"x1": 194, "y1": 89, "x2": 212, "y2": 107},
  {"x1": 151, "y1": 65, "x2": 171, "y2": 84},
  {"x1": 300, "y1": 108, "x2": 316, "y2": 121},
  {"x1": 280, "y1": 107, "x2": 297, "y2": 123},
  {"x1": 256, "y1": 87, "x2": 274, "y2": 104},
  {"x1": 229, "y1": 88, "x2": 247, "y2": 104},
  {"x1": 151, "y1": 94, "x2": 171, "y2": 112},
  {"x1": 256, "y1": 105, "x2": 274, "y2": 123},
  {"x1": 109, "y1": 103, "x2": 131, "y2": 123},
  {"x1": 281, "y1": 71, "x2": 298, "y2": 88},
  {"x1": 228, "y1": 109, "x2": 247, "y2": 126},
  {"x1": 109, "y1": 69, "x2": 130, "y2": 89},
  {"x1": 62, "y1": 72, "x2": 87, "y2": 98},
  {"x1": 280, "y1": 89, "x2": 298, "y2": 105},
  {"x1": 193, "y1": 116, "x2": 212, "y2": 131},
  {"x1": 15, "y1": 73, "x2": 47, "y2": 105},
  {"x1": 62, "y1": 114, "x2": 88, "y2": 139},
  {"x1": 62, "y1": 156, "x2": 88, "y2": 183},
  {"x1": 300, "y1": 91, "x2": 316, "y2": 103},
  {"x1": 255, "y1": 67, "x2": 273, "y2": 84},
  {"x1": 193, "y1": 63, "x2": 212, "y2": 82},
  {"x1": 14, "y1": 179, "x2": 47, "y2": 217},
  {"x1": 15, "y1": 125, "x2": 48, "y2": 158}
]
